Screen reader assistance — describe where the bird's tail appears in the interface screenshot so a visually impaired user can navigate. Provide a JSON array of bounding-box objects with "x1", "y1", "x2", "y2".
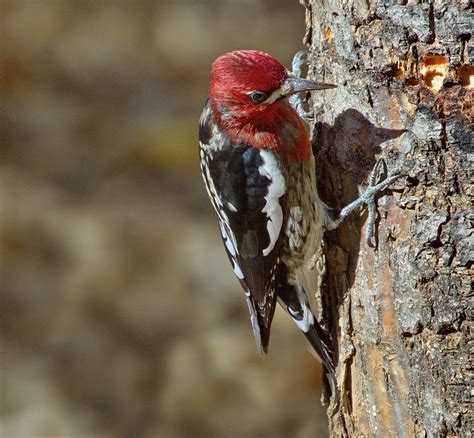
[{"x1": 245, "y1": 294, "x2": 274, "y2": 355}]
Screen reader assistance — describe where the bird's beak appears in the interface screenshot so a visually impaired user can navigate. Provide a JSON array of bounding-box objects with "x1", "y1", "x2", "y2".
[{"x1": 281, "y1": 77, "x2": 337, "y2": 96}]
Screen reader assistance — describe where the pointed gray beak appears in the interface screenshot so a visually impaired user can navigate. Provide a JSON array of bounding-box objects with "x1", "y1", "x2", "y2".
[{"x1": 281, "y1": 77, "x2": 337, "y2": 96}]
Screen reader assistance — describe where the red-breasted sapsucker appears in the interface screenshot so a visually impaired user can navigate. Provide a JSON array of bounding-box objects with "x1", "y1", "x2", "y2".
[{"x1": 199, "y1": 50, "x2": 400, "y2": 403}]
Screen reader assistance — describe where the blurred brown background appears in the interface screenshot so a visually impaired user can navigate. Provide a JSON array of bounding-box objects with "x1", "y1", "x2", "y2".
[{"x1": 1, "y1": 1, "x2": 328, "y2": 437}]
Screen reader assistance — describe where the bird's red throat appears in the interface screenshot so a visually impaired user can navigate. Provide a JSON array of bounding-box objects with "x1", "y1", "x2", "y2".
[{"x1": 214, "y1": 101, "x2": 311, "y2": 162}]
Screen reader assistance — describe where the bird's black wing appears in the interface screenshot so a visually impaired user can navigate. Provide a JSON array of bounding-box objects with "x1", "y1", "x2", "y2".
[{"x1": 199, "y1": 102, "x2": 286, "y2": 353}]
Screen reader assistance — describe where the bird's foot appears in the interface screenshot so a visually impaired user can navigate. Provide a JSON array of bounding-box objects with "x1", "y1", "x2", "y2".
[
  {"x1": 289, "y1": 50, "x2": 314, "y2": 123},
  {"x1": 336, "y1": 159, "x2": 403, "y2": 246},
  {"x1": 291, "y1": 49, "x2": 307, "y2": 78}
]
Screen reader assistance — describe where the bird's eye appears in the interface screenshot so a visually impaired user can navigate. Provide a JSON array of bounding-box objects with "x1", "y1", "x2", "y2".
[{"x1": 248, "y1": 91, "x2": 268, "y2": 103}]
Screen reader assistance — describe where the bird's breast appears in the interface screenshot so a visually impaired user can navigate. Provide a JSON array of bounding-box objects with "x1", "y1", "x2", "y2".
[{"x1": 281, "y1": 157, "x2": 325, "y2": 268}]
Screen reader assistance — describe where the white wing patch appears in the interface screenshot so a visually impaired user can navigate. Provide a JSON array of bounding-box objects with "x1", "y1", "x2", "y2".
[{"x1": 258, "y1": 150, "x2": 286, "y2": 256}]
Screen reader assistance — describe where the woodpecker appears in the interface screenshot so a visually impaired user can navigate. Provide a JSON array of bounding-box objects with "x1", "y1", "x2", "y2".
[{"x1": 199, "y1": 50, "x2": 400, "y2": 403}]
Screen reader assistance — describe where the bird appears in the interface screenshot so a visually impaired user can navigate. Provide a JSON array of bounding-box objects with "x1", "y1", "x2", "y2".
[{"x1": 198, "y1": 49, "x2": 400, "y2": 404}]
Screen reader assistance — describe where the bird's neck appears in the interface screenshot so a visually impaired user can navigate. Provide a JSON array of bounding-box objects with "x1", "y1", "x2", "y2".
[{"x1": 215, "y1": 101, "x2": 311, "y2": 162}]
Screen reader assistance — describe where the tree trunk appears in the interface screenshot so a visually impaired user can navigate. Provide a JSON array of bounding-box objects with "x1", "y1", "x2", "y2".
[{"x1": 303, "y1": 0, "x2": 473, "y2": 436}]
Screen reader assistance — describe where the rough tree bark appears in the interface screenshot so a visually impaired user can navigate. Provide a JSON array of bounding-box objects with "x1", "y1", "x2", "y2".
[{"x1": 302, "y1": 1, "x2": 472, "y2": 436}]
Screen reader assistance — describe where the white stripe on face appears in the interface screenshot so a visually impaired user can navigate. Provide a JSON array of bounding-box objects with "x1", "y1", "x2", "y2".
[{"x1": 264, "y1": 86, "x2": 285, "y2": 104}]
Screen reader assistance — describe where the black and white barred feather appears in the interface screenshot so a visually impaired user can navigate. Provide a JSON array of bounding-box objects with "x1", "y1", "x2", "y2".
[
  {"x1": 199, "y1": 97, "x2": 338, "y2": 404},
  {"x1": 199, "y1": 100, "x2": 286, "y2": 353}
]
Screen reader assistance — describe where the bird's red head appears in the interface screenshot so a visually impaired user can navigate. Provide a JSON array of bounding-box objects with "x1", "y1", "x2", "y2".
[
  {"x1": 208, "y1": 50, "x2": 335, "y2": 161},
  {"x1": 209, "y1": 50, "x2": 287, "y2": 116}
]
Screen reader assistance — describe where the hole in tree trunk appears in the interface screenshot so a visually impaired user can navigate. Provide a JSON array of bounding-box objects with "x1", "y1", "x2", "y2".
[{"x1": 419, "y1": 55, "x2": 448, "y2": 92}]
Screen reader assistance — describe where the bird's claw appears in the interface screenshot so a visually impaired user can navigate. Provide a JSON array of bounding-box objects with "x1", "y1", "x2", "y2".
[
  {"x1": 288, "y1": 97, "x2": 314, "y2": 123},
  {"x1": 291, "y1": 49, "x2": 308, "y2": 78},
  {"x1": 289, "y1": 50, "x2": 314, "y2": 123},
  {"x1": 363, "y1": 159, "x2": 403, "y2": 247},
  {"x1": 337, "y1": 159, "x2": 403, "y2": 247},
  {"x1": 366, "y1": 159, "x2": 388, "y2": 247}
]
